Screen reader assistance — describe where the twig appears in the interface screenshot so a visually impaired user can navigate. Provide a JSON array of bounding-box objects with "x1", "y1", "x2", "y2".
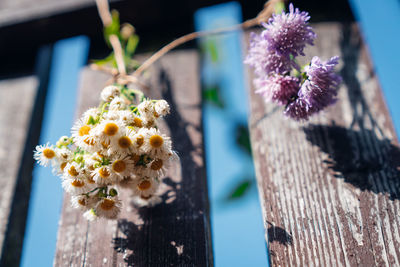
[
  {"x1": 109, "y1": 34, "x2": 127, "y2": 75},
  {"x1": 95, "y1": 0, "x2": 126, "y2": 76},
  {"x1": 93, "y1": 0, "x2": 284, "y2": 85},
  {"x1": 95, "y1": 0, "x2": 112, "y2": 26},
  {"x1": 132, "y1": 0, "x2": 282, "y2": 76}
]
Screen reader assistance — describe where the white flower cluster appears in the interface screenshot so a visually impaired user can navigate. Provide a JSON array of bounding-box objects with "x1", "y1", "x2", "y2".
[{"x1": 34, "y1": 85, "x2": 176, "y2": 220}]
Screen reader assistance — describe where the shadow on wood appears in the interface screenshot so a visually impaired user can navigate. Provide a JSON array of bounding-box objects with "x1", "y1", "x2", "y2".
[
  {"x1": 303, "y1": 124, "x2": 400, "y2": 200},
  {"x1": 267, "y1": 222, "x2": 293, "y2": 247},
  {"x1": 113, "y1": 68, "x2": 209, "y2": 265}
]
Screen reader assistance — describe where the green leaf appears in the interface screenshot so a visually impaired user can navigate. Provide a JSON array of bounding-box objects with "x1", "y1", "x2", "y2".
[
  {"x1": 236, "y1": 124, "x2": 252, "y2": 156},
  {"x1": 274, "y1": 1, "x2": 285, "y2": 14},
  {"x1": 202, "y1": 86, "x2": 224, "y2": 108},
  {"x1": 104, "y1": 10, "x2": 121, "y2": 45},
  {"x1": 92, "y1": 52, "x2": 115, "y2": 66},
  {"x1": 227, "y1": 179, "x2": 253, "y2": 200},
  {"x1": 205, "y1": 39, "x2": 219, "y2": 62},
  {"x1": 126, "y1": 34, "x2": 140, "y2": 57}
]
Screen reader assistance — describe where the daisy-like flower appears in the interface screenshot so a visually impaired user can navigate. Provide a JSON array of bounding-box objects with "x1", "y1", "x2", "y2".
[
  {"x1": 92, "y1": 165, "x2": 116, "y2": 185},
  {"x1": 130, "y1": 128, "x2": 147, "y2": 153},
  {"x1": 83, "y1": 208, "x2": 98, "y2": 221},
  {"x1": 154, "y1": 100, "x2": 170, "y2": 117},
  {"x1": 117, "y1": 110, "x2": 135, "y2": 125},
  {"x1": 63, "y1": 162, "x2": 83, "y2": 179},
  {"x1": 109, "y1": 96, "x2": 126, "y2": 110},
  {"x1": 132, "y1": 177, "x2": 159, "y2": 198},
  {"x1": 255, "y1": 75, "x2": 300, "y2": 105},
  {"x1": 118, "y1": 176, "x2": 136, "y2": 189},
  {"x1": 62, "y1": 177, "x2": 94, "y2": 195},
  {"x1": 55, "y1": 147, "x2": 72, "y2": 162},
  {"x1": 95, "y1": 197, "x2": 122, "y2": 219},
  {"x1": 142, "y1": 157, "x2": 170, "y2": 178},
  {"x1": 82, "y1": 107, "x2": 100, "y2": 124},
  {"x1": 262, "y1": 4, "x2": 316, "y2": 58},
  {"x1": 109, "y1": 129, "x2": 134, "y2": 156},
  {"x1": 137, "y1": 100, "x2": 154, "y2": 119},
  {"x1": 71, "y1": 119, "x2": 98, "y2": 152},
  {"x1": 142, "y1": 128, "x2": 172, "y2": 158},
  {"x1": 130, "y1": 114, "x2": 144, "y2": 128},
  {"x1": 34, "y1": 143, "x2": 57, "y2": 166},
  {"x1": 71, "y1": 195, "x2": 97, "y2": 211},
  {"x1": 94, "y1": 119, "x2": 124, "y2": 144},
  {"x1": 110, "y1": 156, "x2": 134, "y2": 179},
  {"x1": 52, "y1": 161, "x2": 69, "y2": 176},
  {"x1": 100, "y1": 85, "x2": 120, "y2": 102}
]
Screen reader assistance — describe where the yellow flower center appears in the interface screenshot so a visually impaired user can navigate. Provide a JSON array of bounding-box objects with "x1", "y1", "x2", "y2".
[
  {"x1": 137, "y1": 180, "x2": 152, "y2": 191},
  {"x1": 79, "y1": 125, "x2": 91, "y2": 136},
  {"x1": 101, "y1": 140, "x2": 110, "y2": 149},
  {"x1": 78, "y1": 198, "x2": 87, "y2": 206},
  {"x1": 118, "y1": 136, "x2": 132, "y2": 148},
  {"x1": 133, "y1": 117, "x2": 142, "y2": 127},
  {"x1": 136, "y1": 135, "x2": 144, "y2": 147},
  {"x1": 100, "y1": 198, "x2": 115, "y2": 210},
  {"x1": 71, "y1": 179, "x2": 85, "y2": 187},
  {"x1": 60, "y1": 162, "x2": 67, "y2": 171},
  {"x1": 112, "y1": 160, "x2": 126, "y2": 173},
  {"x1": 87, "y1": 176, "x2": 96, "y2": 184},
  {"x1": 103, "y1": 123, "x2": 119, "y2": 136},
  {"x1": 149, "y1": 135, "x2": 163, "y2": 148},
  {"x1": 98, "y1": 167, "x2": 110, "y2": 178},
  {"x1": 68, "y1": 166, "x2": 79, "y2": 177},
  {"x1": 150, "y1": 159, "x2": 163, "y2": 170},
  {"x1": 83, "y1": 137, "x2": 96, "y2": 146},
  {"x1": 43, "y1": 148, "x2": 55, "y2": 159}
]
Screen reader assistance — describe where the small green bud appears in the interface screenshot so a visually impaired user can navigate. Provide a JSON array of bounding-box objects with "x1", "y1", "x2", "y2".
[
  {"x1": 98, "y1": 189, "x2": 107, "y2": 198},
  {"x1": 109, "y1": 188, "x2": 118, "y2": 197},
  {"x1": 75, "y1": 155, "x2": 84, "y2": 163},
  {"x1": 87, "y1": 115, "x2": 96, "y2": 125}
]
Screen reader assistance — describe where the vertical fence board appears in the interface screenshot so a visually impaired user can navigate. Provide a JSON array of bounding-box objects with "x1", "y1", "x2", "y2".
[
  {"x1": 248, "y1": 23, "x2": 400, "y2": 266},
  {"x1": 54, "y1": 50, "x2": 213, "y2": 266},
  {"x1": 0, "y1": 76, "x2": 38, "y2": 257}
]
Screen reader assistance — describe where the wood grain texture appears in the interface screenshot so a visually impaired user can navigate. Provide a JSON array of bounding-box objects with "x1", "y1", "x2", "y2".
[
  {"x1": 248, "y1": 23, "x2": 400, "y2": 267},
  {"x1": 0, "y1": 76, "x2": 38, "y2": 255},
  {"x1": 54, "y1": 51, "x2": 213, "y2": 266}
]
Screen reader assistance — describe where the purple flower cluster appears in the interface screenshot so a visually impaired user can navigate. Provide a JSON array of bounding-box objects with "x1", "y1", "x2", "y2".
[{"x1": 245, "y1": 4, "x2": 341, "y2": 120}]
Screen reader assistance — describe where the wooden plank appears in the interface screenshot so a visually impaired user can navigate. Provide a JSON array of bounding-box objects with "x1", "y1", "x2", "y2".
[
  {"x1": 248, "y1": 23, "x2": 400, "y2": 266},
  {"x1": 0, "y1": 0, "x2": 94, "y2": 27},
  {"x1": 0, "y1": 76, "x2": 38, "y2": 257},
  {"x1": 54, "y1": 50, "x2": 213, "y2": 266}
]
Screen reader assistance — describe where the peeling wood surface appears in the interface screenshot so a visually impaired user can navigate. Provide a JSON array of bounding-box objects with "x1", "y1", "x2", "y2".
[
  {"x1": 248, "y1": 23, "x2": 400, "y2": 267},
  {"x1": 54, "y1": 51, "x2": 213, "y2": 266},
  {"x1": 0, "y1": 76, "x2": 38, "y2": 255}
]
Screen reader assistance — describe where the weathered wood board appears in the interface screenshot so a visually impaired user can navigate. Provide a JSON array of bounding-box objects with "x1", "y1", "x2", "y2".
[
  {"x1": 0, "y1": 76, "x2": 38, "y2": 256},
  {"x1": 248, "y1": 23, "x2": 400, "y2": 266},
  {"x1": 54, "y1": 51, "x2": 213, "y2": 266},
  {"x1": 0, "y1": 0, "x2": 95, "y2": 27}
]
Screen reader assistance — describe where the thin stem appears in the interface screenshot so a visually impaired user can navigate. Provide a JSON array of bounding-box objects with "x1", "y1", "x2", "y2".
[
  {"x1": 95, "y1": 0, "x2": 112, "y2": 26},
  {"x1": 132, "y1": 0, "x2": 283, "y2": 76},
  {"x1": 109, "y1": 34, "x2": 127, "y2": 75}
]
